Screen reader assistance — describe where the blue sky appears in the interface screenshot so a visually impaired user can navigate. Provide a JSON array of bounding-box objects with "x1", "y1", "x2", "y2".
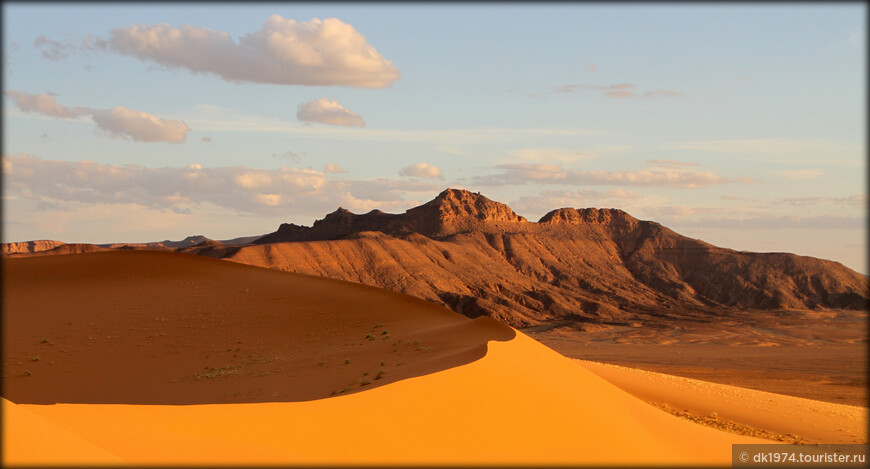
[{"x1": 2, "y1": 2, "x2": 866, "y2": 273}]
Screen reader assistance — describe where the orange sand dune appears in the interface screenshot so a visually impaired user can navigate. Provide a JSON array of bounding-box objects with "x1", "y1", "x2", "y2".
[
  {"x1": 1, "y1": 398, "x2": 125, "y2": 465},
  {"x1": 3, "y1": 250, "x2": 771, "y2": 465},
  {"x1": 10, "y1": 332, "x2": 768, "y2": 466},
  {"x1": 579, "y1": 360, "x2": 868, "y2": 444}
]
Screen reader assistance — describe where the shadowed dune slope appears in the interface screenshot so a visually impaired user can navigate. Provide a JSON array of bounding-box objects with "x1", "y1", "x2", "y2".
[
  {"x1": 7, "y1": 333, "x2": 769, "y2": 466},
  {"x1": 2, "y1": 250, "x2": 515, "y2": 405}
]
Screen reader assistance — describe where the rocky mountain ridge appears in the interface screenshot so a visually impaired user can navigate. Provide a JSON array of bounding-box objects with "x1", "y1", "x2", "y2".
[
  {"x1": 3, "y1": 189, "x2": 866, "y2": 328},
  {"x1": 203, "y1": 189, "x2": 869, "y2": 326},
  {"x1": 255, "y1": 189, "x2": 529, "y2": 244}
]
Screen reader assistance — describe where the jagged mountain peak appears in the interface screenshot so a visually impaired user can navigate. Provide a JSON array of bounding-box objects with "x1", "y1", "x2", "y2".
[
  {"x1": 409, "y1": 188, "x2": 527, "y2": 224},
  {"x1": 314, "y1": 207, "x2": 356, "y2": 226}
]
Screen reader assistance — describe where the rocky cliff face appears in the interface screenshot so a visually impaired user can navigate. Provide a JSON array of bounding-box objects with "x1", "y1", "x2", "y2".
[
  {"x1": 2, "y1": 242, "x2": 109, "y2": 257},
  {"x1": 1, "y1": 240, "x2": 66, "y2": 255},
  {"x1": 402, "y1": 188, "x2": 527, "y2": 235},
  {"x1": 208, "y1": 189, "x2": 868, "y2": 327}
]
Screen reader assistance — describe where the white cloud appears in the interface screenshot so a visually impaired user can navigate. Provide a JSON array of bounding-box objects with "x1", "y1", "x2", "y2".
[
  {"x1": 81, "y1": 34, "x2": 109, "y2": 52},
  {"x1": 4, "y1": 91, "x2": 190, "y2": 143},
  {"x1": 399, "y1": 163, "x2": 443, "y2": 179},
  {"x1": 778, "y1": 169, "x2": 822, "y2": 180},
  {"x1": 3, "y1": 91, "x2": 94, "y2": 118},
  {"x1": 255, "y1": 193, "x2": 282, "y2": 206},
  {"x1": 33, "y1": 35, "x2": 77, "y2": 61},
  {"x1": 297, "y1": 98, "x2": 365, "y2": 127},
  {"x1": 234, "y1": 172, "x2": 275, "y2": 190},
  {"x1": 476, "y1": 163, "x2": 751, "y2": 189},
  {"x1": 92, "y1": 106, "x2": 191, "y2": 143},
  {"x1": 105, "y1": 15, "x2": 400, "y2": 88},
  {"x1": 324, "y1": 163, "x2": 346, "y2": 173}
]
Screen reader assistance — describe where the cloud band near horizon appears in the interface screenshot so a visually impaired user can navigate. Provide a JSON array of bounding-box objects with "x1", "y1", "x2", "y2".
[
  {"x1": 1, "y1": 154, "x2": 441, "y2": 217},
  {"x1": 475, "y1": 163, "x2": 753, "y2": 189}
]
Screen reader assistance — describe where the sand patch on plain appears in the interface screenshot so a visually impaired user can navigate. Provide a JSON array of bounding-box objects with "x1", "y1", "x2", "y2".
[{"x1": 579, "y1": 360, "x2": 868, "y2": 444}]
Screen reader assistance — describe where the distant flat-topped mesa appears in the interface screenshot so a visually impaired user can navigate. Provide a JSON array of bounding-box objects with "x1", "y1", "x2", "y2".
[
  {"x1": 539, "y1": 207, "x2": 637, "y2": 226},
  {"x1": 1, "y1": 240, "x2": 66, "y2": 255}
]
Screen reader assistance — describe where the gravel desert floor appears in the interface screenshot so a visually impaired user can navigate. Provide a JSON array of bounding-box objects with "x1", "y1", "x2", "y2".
[{"x1": 526, "y1": 311, "x2": 868, "y2": 407}]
